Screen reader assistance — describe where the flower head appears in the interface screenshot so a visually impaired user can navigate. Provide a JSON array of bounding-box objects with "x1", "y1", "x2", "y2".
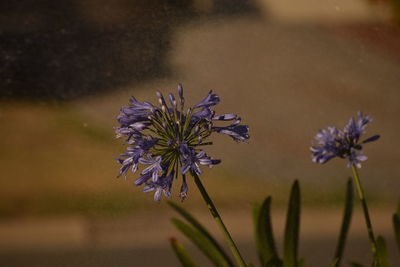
[
  {"x1": 115, "y1": 85, "x2": 249, "y2": 201},
  {"x1": 311, "y1": 112, "x2": 380, "y2": 168}
]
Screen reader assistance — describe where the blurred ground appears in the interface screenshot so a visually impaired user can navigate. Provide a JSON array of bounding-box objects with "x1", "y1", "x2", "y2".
[
  {"x1": 1, "y1": 0, "x2": 400, "y2": 266},
  {"x1": 0, "y1": 208, "x2": 398, "y2": 266}
]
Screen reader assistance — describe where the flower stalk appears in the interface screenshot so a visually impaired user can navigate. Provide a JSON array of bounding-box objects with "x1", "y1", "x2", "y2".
[
  {"x1": 351, "y1": 165, "x2": 378, "y2": 263},
  {"x1": 192, "y1": 171, "x2": 247, "y2": 267},
  {"x1": 115, "y1": 85, "x2": 249, "y2": 264},
  {"x1": 311, "y1": 111, "x2": 381, "y2": 265}
]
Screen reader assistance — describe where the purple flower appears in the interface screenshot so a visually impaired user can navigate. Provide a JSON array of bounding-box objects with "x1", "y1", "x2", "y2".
[
  {"x1": 168, "y1": 93, "x2": 177, "y2": 108},
  {"x1": 180, "y1": 143, "x2": 220, "y2": 175},
  {"x1": 134, "y1": 172, "x2": 152, "y2": 186},
  {"x1": 212, "y1": 119, "x2": 250, "y2": 142},
  {"x1": 348, "y1": 148, "x2": 368, "y2": 169},
  {"x1": 128, "y1": 97, "x2": 156, "y2": 115},
  {"x1": 310, "y1": 126, "x2": 340, "y2": 164},
  {"x1": 178, "y1": 84, "x2": 184, "y2": 105},
  {"x1": 115, "y1": 127, "x2": 141, "y2": 140},
  {"x1": 344, "y1": 112, "x2": 371, "y2": 141},
  {"x1": 311, "y1": 112, "x2": 379, "y2": 168},
  {"x1": 139, "y1": 156, "x2": 163, "y2": 182},
  {"x1": 115, "y1": 85, "x2": 249, "y2": 201},
  {"x1": 179, "y1": 175, "x2": 188, "y2": 201},
  {"x1": 192, "y1": 107, "x2": 213, "y2": 122},
  {"x1": 213, "y1": 113, "x2": 237, "y2": 121},
  {"x1": 143, "y1": 172, "x2": 174, "y2": 202},
  {"x1": 117, "y1": 136, "x2": 158, "y2": 177},
  {"x1": 117, "y1": 113, "x2": 149, "y2": 128},
  {"x1": 194, "y1": 90, "x2": 220, "y2": 108}
]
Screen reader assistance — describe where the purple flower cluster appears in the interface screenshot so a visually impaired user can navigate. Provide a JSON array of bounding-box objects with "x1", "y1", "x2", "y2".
[
  {"x1": 311, "y1": 112, "x2": 380, "y2": 168},
  {"x1": 115, "y1": 85, "x2": 249, "y2": 201}
]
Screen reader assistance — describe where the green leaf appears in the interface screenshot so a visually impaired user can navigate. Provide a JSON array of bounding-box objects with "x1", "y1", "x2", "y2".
[
  {"x1": 349, "y1": 263, "x2": 364, "y2": 267},
  {"x1": 297, "y1": 258, "x2": 305, "y2": 267},
  {"x1": 332, "y1": 178, "x2": 354, "y2": 267},
  {"x1": 393, "y1": 213, "x2": 400, "y2": 256},
  {"x1": 376, "y1": 235, "x2": 389, "y2": 267},
  {"x1": 171, "y1": 218, "x2": 234, "y2": 267},
  {"x1": 168, "y1": 201, "x2": 234, "y2": 266},
  {"x1": 170, "y1": 237, "x2": 198, "y2": 267},
  {"x1": 253, "y1": 197, "x2": 282, "y2": 267},
  {"x1": 283, "y1": 180, "x2": 301, "y2": 267}
]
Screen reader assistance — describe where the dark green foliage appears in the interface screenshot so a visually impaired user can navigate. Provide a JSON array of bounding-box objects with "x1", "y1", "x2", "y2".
[
  {"x1": 253, "y1": 180, "x2": 302, "y2": 267},
  {"x1": 168, "y1": 201, "x2": 234, "y2": 266},
  {"x1": 389, "y1": 0, "x2": 400, "y2": 23},
  {"x1": 170, "y1": 237, "x2": 198, "y2": 267},
  {"x1": 283, "y1": 180, "x2": 301, "y2": 267},
  {"x1": 376, "y1": 236, "x2": 389, "y2": 267},
  {"x1": 169, "y1": 180, "x2": 394, "y2": 267},
  {"x1": 297, "y1": 258, "x2": 305, "y2": 267},
  {"x1": 393, "y1": 202, "x2": 400, "y2": 258},
  {"x1": 332, "y1": 178, "x2": 354, "y2": 267},
  {"x1": 253, "y1": 197, "x2": 282, "y2": 267},
  {"x1": 171, "y1": 218, "x2": 234, "y2": 267}
]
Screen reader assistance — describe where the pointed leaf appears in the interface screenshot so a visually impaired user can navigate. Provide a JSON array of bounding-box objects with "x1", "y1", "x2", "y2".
[
  {"x1": 171, "y1": 218, "x2": 234, "y2": 267},
  {"x1": 376, "y1": 235, "x2": 389, "y2": 267},
  {"x1": 332, "y1": 178, "x2": 354, "y2": 267},
  {"x1": 298, "y1": 258, "x2": 305, "y2": 267},
  {"x1": 170, "y1": 237, "x2": 198, "y2": 267},
  {"x1": 393, "y1": 213, "x2": 400, "y2": 256},
  {"x1": 394, "y1": 201, "x2": 400, "y2": 256},
  {"x1": 253, "y1": 197, "x2": 282, "y2": 267},
  {"x1": 397, "y1": 202, "x2": 400, "y2": 216},
  {"x1": 330, "y1": 258, "x2": 339, "y2": 267},
  {"x1": 283, "y1": 180, "x2": 301, "y2": 267},
  {"x1": 168, "y1": 201, "x2": 234, "y2": 266}
]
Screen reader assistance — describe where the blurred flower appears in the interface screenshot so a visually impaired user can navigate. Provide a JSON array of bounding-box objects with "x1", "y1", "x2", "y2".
[
  {"x1": 311, "y1": 112, "x2": 380, "y2": 168},
  {"x1": 115, "y1": 85, "x2": 249, "y2": 201}
]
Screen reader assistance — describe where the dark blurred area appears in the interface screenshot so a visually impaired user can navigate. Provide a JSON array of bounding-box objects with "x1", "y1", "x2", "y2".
[{"x1": 0, "y1": 0, "x2": 258, "y2": 100}]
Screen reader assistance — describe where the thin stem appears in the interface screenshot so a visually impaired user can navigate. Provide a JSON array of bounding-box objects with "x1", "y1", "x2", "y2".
[
  {"x1": 192, "y1": 172, "x2": 247, "y2": 267},
  {"x1": 351, "y1": 165, "x2": 378, "y2": 263}
]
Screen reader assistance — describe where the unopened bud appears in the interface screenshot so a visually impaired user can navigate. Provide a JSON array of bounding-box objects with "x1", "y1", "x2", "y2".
[{"x1": 169, "y1": 93, "x2": 177, "y2": 108}]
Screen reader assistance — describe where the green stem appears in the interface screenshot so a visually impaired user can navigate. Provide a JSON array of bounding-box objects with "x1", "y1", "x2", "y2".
[
  {"x1": 351, "y1": 165, "x2": 378, "y2": 263},
  {"x1": 192, "y1": 172, "x2": 247, "y2": 267}
]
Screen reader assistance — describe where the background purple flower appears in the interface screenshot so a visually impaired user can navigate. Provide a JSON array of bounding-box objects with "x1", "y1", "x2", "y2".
[{"x1": 311, "y1": 112, "x2": 379, "y2": 168}]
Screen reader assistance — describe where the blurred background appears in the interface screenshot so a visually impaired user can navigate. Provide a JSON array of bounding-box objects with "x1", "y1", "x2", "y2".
[{"x1": 1, "y1": 0, "x2": 400, "y2": 266}]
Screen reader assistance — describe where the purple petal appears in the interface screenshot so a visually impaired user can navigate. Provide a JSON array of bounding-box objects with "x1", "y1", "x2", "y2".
[
  {"x1": 193, "y1": 90, "x2": 220, "y2": 108},
  {"x1": 362, "y1": 135, "x2": 380, "y2": 144},
  {"x1": 213, "y1": 113, "x2": 237, "y2": 121}
]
